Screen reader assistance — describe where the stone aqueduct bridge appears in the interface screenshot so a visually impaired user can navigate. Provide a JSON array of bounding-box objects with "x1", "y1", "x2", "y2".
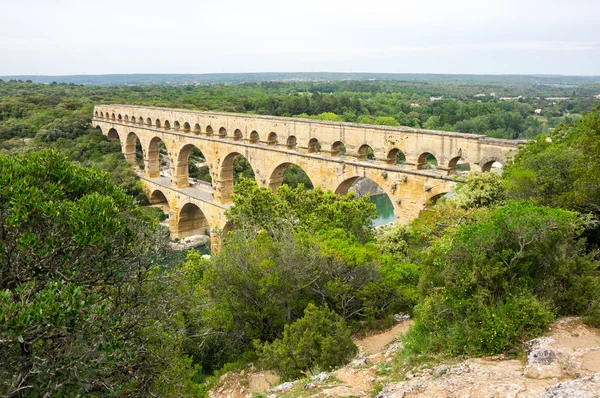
[{"x1": 92, "y1": 104, "x2": 523, "y2": 246}]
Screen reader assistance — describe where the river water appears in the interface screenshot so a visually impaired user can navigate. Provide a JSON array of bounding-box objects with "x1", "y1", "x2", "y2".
[{"x1": 370, "y1": 194, "x2": 397, "y2": 227}]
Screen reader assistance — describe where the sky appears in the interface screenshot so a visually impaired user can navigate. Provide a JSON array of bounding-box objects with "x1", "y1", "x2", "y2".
[{"x1": 1, "y1": 0, "x2": 599, "y2": 76}]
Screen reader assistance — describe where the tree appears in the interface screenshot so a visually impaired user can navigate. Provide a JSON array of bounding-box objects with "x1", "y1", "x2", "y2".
[
  {"x1": 255, "y1": 304, "x2": 357, "y2": 381},
  {"x1": 0, "y1": 151, "x2": 201, "y2": 396},
  {"x1": 404, "y1": 201, "x2": 600, "y2": 357},
  {"x1": 226, "y1": 178, "x2": 377, "y2": 243}
]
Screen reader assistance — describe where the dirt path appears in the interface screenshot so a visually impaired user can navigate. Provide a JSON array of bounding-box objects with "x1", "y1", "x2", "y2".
[{"x1": 354, "y1": 321, "x2": 412, "y2": 355}]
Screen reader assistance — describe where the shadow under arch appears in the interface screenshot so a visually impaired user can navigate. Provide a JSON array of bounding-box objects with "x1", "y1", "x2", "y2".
[
  {"x1": 176, "y1": 203, "x2": 210, "y2": 238},
  {"x1": 268, "y1": 162, "x2": 314, "y2": 192},
  {"x1": 107, "y1": 128, "x2": 119, "y2": 141},
  {"x1": 149, "y1": 189, "x2": 169, "y2": 208}
]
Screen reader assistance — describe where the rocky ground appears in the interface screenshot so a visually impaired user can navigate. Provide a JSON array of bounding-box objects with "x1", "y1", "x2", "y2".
[{"x1": 209, "y1": 317, "x2": 600, "y2": 398}]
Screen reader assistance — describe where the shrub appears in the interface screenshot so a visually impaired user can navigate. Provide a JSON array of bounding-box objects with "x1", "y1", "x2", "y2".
[{"x1": 255, "y1": 304, "x2": 357, "y2": 380}]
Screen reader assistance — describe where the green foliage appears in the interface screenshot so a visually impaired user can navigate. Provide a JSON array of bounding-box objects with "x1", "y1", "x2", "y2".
[
  {"x1": 0, "y1": 151, "x2": 201, "y2": 396},
  {"x1": 451, "y1": 172, "x2": 506, "y2": 209},
  {"x1": 403, "y1": 292, "x2": 554, "y2": 356},
  {"x1": 405, "y1": 200, "x2": 599, "y2": 357},
  {"x1": 504, "y1": 108, "x2": 600, "y2": 213},
  {"x1": 376, "y1": 222, "x2": 413, "y2": 258},
  {"x1": 255, "y1": 304, "x2": 357, "y2": 380},
  {"x1": 226, "y1": 178, "x2": 377, "y2": 243}
]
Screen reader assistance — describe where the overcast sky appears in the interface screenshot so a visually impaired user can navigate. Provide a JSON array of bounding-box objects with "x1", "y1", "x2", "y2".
[{"x1": 1, "y1": 0, "x2": 599, "y2": 76}]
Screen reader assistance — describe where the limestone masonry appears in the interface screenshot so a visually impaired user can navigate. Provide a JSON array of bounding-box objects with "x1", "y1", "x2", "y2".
[{"x1": 92, "y1": 105, "x2": 524, "y2": 249}]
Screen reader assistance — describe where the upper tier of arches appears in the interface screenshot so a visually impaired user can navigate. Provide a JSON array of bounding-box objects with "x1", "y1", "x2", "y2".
[{"x1": 93, "y1": 106, "x2": 517, "y2": 174}]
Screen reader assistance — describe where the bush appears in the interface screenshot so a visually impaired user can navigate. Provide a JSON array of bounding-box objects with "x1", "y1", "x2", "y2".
[
  {"x1": 255, "y1": 304, "x2": 357, "y2": 380},
  {"x1": 403, "y1": 200, "x2": 600, "y2": 358},
  {"x1": 402, "y1": 291, "x2": 554, "y2": 357}
]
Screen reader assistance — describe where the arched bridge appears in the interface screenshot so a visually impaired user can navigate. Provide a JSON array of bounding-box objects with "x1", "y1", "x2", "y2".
[{"x1": 92, "y1": 105, "x2": 523, "y2": 248}]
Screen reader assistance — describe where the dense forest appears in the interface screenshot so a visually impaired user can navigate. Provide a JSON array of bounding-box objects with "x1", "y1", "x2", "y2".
[{"x1": 1, "y1": 78, "x2": 600, "y2": 396}]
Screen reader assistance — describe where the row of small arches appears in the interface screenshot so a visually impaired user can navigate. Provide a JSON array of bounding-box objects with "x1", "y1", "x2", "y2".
[{"x1": 98, "y1": 111, "x2": 410, "y2": 164}]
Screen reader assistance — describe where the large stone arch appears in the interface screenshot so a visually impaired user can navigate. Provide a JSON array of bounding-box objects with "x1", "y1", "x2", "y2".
[
  {"x1": 149, "y1": 188, "x2": 170, "y2": 209},
  {"x1": 267, "y1": 161, "x2": 314, "y2": 192},
  {"x1": 173, "y1": 143, "x2": 212, "y2": 189},
  {"x1": 124, "y1": 131, "x2": 142, "y2": 165},
  {"x1": 146, "y1": 136, "x2": 169, "y2": 178},
  {"x1": 214, "y1": 151, "x2": 257, "y2": 204},
  {"x1": 173, "y1": 202, "x2": 209, "y2": 239},
  {"x1": 334, "y1": 176, "x2": 361, "y2": 195},
  {"x1": 414, "y1": 184, "x2": 453, "y2": 214},
  {"x1": 107, "y1": 128, "x2": 120, "y2": 141}
]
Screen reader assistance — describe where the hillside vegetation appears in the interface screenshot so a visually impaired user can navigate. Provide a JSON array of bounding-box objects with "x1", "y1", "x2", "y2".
[{"x1": 1, "y1": 79, "x2": 599, "y2": 396}]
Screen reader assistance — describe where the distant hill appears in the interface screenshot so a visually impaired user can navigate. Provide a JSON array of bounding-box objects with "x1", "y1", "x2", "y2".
[{"x1": 1, "y1": 72, "x2": 599, "y2": 86}]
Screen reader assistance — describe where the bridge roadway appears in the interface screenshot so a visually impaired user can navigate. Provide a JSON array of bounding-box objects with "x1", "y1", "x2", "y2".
[{"x1": 93, "y1": 104, "x2": 524, "y2": 247}]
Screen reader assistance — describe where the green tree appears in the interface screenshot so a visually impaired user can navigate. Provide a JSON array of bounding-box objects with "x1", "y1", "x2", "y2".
[
  {"x1": 255, "y1": 304, "x2": 357, "y2": 380},
  {"x1": 226, "y1": 178, "x2": 377, "y2": 243},
  {"x1": 0, "y1": 151, "x2": 201, "y2": 396}
]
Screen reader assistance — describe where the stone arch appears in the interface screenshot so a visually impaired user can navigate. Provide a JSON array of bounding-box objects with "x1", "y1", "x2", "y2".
[
  {"x1": 193, "y1": 123, "x2": 201, "y2": 134},
  {"x1": 480, "y1": 157, "x2": 504, "y2": 172},
  {"x1": 149, "y1": 189, "x2": 169, "y2": 208},
  {"x1": 124, "y1": 115, "x2": 129, "y2": 123},
  {"x1": 183, "y1": 122, "x2": 191, "y2": 133},
  {"x1": 218, "y1": 152, "x2": 256, "y2": 203},
  {"x1": 99, "y1": 111, "x2": 103, "y2": 118},
  {"x1": 138, "y1": 116, "x2": 144, "y2": 124},
  {"x1": 387, "y1": 148, "x2": 406, "y2": 165},
  {"x1": 249, "y1": 130, "x2": 260, "y2": 143},
  {"x1": 164, "y1": 120, "x2": 171, "y2": 130},
  {"x1": 417, "y1": 152, "x2": 438, "y2": 170},
  {"x1": 233, "y1": 129, "x2": 243, "y2": 141},
  {"x1": 267, "y1": 132, "x2": 278, "y2": 146},
  {"x1": 95, "y1": 111, "x2": 99, "y2": 117},
  {"x1": 155, "y1": 119, "x2": 161, "y2": 129},
  {"x1": 357, "y1": 144, "x2": 375, "y2": 161},
  {"x1": 176, "y1": 203, "x2": 210, "y2": 238},
  {"x1": 268, "y1": 162, "x2": 314, "y2": 192},
  {"x1": 415, "y1": 184, "x2": 453, "y2": 213},
  {"x1": 107, "y1": 128, "x2": 119, "y2": 141},
  {"x1": 174, "y1": 121, "x2": 180, "y2": 130},
  {"x1": 146, "y1": 117, "x2": 152, "y2": 126},
  {"x1": 125, "y1": 132, "x2": 143, "y2": 166},
  {"x1": 147, "y1": 136, "x2": 169, "y2": 178},
  {"x1": 307, "y1": 138, "x2": 320, "y2": 153},
  {"x1": 331, "y1": 141, "x2": 346, "y2": 157},
  {"x1": 117, "y1": 114, "x2": 122, "y2": 121},
  {"x1": 206, "y1": 125, "x2": 214, "y2": 136},
  {"x1": 218, "y1": 127, "x2": 227, "y2": 138},
  {"x1": 111, "y1": 113, "x2": 116, "y2": 121},
  {"x1": 129, "y1": 115, "x2": 135, "y2": 124},
  {"x1": 448, "y1": 156, "x2": 472, "y2": 174},
  {"x1": 175, "y1": 143, "x2": 211, "y2": 189},
  {"x1": 335, "y1": 176, "x2": 361, "y2": 195},
  {"x1": 286, "y1": 135, "x2": 297, "y2": 150}
]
